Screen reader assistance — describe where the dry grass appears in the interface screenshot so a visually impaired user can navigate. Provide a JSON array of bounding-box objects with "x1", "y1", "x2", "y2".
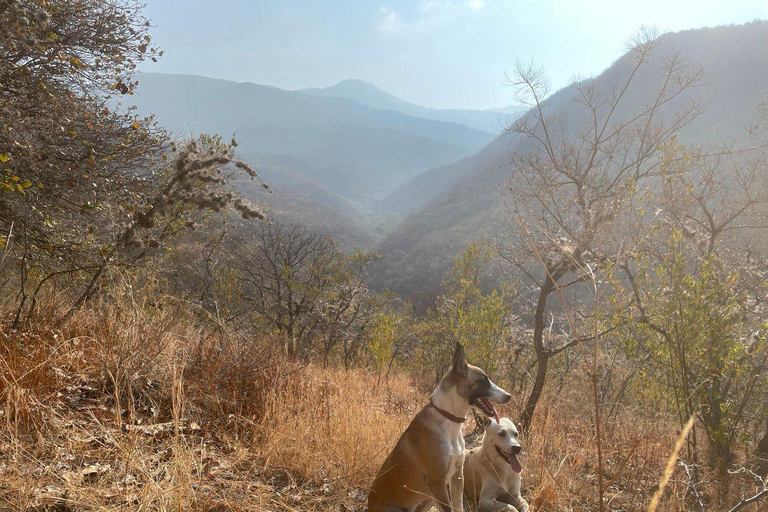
[
  {"x1": 1, "y1": 299, "x2": 764, "y2": 511},
  {"x1": 255, "y1": 366, "x2": 417, "y2": 488},
  {"x1": 0, "y1": 298, "x2": 420, "y2": 511}
]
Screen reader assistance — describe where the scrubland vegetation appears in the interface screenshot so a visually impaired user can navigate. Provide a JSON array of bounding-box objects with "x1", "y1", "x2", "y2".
[
  {"x1": 1, "y1": 1, "x2": 767, "y2": 511},
  {"x1": 1, "y1": 285, "x2": 765, "y2": 512}
]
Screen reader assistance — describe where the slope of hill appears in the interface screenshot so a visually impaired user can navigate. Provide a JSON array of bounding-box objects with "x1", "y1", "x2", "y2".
[
  {"x1": 233, "y1": 175, "x2": 374, "y2": 250},
  {"x1": 302, "y1": 79, "x2": 525, "y2": 133},
  {"x1": 372, "y1": 21, "x2": 768, "y2": 295},
  {"x1": 375, "y1": 134, "x2": 518, "y2": 217}
]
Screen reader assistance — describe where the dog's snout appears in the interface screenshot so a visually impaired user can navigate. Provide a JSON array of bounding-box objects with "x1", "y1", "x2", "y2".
[
  {"x1": 489, "y1": 381, "x2": 512, "y2": 404},
  {"x1": 510, "y1": 445, "x2": 521, "y2": 455}
]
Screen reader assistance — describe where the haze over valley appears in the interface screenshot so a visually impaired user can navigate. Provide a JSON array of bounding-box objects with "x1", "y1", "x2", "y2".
[
  {"x1": 129, "y1": 21, "x2": 768, "y2": 295},
  {"x1": 129, "y1": 73, "x2": 525, "y2": 247}
]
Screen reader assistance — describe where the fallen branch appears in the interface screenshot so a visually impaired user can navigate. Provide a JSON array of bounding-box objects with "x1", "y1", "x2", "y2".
[
  {"x1": 725, "y1": 467, "x2": 768, "y2": 512},
  {"x1": 679, "y1": 460, "x2": 706, "y2": 512},
  {"x1": 726, "y1": 488, "x2": 768, "y2": 512}
]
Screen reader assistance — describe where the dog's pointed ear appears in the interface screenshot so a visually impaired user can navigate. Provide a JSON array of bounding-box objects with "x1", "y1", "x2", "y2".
[{"x1": 452, "y1": 342, "x2": 468, "y2": 377}]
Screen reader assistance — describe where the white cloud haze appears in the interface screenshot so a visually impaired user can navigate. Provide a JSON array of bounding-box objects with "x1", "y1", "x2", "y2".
[{"x1": 140, "y1": 0, "x2": 768, "y2": 110}]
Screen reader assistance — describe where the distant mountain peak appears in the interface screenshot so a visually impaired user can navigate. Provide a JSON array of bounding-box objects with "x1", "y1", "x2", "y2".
[
  {"x1": 302, "y1": 79, "x2": 523, "y2": 133},
  {"x1": 331, "y1": 78, "x2": 383, "y2": 89}
]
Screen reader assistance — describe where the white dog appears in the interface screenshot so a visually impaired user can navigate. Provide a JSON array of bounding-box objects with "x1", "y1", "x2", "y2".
[{"x1": 463, "y1": 416, "x2": 530, "y2": 512}]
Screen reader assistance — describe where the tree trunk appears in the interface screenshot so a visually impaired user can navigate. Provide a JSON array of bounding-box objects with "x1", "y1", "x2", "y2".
[
  {"x1": 708, "y1": 437, "x2": 735, "y2": 507},
  {"x1": 755, "y1": 418, "x2": 768, "y2": 477},
  {"x1": 55, "y1": 251, "x2": 114, "y2": 327},
  {"x1": 519, "y1": 269, "x2": 562, "y2": 433},
  {"x1": 520, "y1": 352, "x2": 549, "y2": 433}
]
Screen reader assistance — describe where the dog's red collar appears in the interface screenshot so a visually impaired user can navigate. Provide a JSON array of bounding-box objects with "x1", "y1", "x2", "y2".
[{"x1": 430, "y1": 399, "x2": 466, "y2": 423}]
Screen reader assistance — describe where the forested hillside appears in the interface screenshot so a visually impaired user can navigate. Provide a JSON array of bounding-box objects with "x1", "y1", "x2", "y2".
[
  {"x1": 372, "y1": 21, "x2": 768, "y2": 294},
  {"x1": 127, "y1": 73, "x2": 502, "y2": 247}
]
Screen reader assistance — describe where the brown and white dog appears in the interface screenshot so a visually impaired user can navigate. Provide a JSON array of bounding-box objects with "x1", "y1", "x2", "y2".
[
  {"x1": 367, "y1": 344, "x2": 511, "y2": 512},
  {"x1": 464, "y1": 416, "x2": 529, "y2": 512}
]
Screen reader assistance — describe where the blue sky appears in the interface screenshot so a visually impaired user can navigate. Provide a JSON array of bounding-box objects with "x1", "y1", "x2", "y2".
[{"x1": 141, "y1": 1, "x2": 768, "y2": 110}]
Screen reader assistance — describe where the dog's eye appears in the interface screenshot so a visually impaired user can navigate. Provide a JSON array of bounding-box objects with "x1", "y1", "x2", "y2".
[{"x1": 498, "y1": 430, "x2": 507, "y2": 438}]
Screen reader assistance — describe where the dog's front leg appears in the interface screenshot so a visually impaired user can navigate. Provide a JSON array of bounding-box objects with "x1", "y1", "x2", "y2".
[
  {"x1": 478, "y1": 489, "x2": 520, "y2": 512},
  {"x1": 427, "y1": 479, "x2": 454, "y2": 512},
  {"x1": 512, "y1": 495, "x2": 529, "y2": 512},
  {"x1": 449, "y1": 471, "x2": 464, "y2": 511},
  {"x1": 496, "y1": 491, "x2": 529, "y2": 512}
]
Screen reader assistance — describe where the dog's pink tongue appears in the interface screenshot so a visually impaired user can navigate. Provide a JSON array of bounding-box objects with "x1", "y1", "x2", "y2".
[
  {"x1": 490, "y1": 404, "x2": 499, "y2": 424},
  {"x1": 509, "y1": 454, "x2": 522, "y2": 474}
]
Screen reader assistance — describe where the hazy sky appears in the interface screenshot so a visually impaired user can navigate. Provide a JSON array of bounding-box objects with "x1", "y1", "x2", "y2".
[{"x1": 141, "y1": 1, "x2": 768, "y2": 110}]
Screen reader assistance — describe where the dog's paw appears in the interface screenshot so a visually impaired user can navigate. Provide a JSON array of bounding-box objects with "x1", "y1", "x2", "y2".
[
  {"x1": 514, "y1": 497, "x2": 530, "y2": 512},
  {"x1": 479, "y1": 500, "x2": 516, "y2": 512}
]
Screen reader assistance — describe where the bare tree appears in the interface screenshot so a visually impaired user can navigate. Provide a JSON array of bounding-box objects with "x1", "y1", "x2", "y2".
[
  {"x1": 236, "y1": 221, "x2": 376, "y2": 360},
  {"x1": 502, "y1": 28, "x2": 708, "y2": 432}
]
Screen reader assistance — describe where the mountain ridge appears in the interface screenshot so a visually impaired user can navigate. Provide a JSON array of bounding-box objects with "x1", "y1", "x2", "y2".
[
  {"x1": 128, "y1": 72, "x2": 502, "y2": 249},
  {"x1": 301, "y1": 78, "x2": 525, "y2": 133}
]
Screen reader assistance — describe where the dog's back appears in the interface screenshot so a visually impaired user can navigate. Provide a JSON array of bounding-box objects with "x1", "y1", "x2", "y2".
[{"x1": 368, "y1": 405, "x2": 461, "y2": 512}]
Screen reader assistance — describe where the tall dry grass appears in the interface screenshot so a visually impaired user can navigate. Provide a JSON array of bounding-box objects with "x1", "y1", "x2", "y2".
[{"x1": 0, "y1": 295, "x2": 421, "y2": 511}]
